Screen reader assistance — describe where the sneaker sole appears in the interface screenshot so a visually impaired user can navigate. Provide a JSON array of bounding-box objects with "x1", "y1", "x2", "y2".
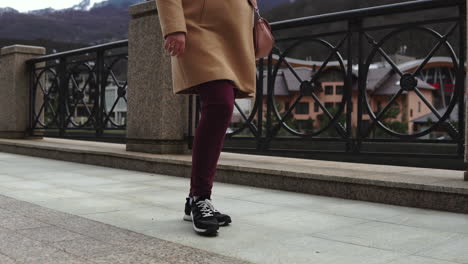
[
  {"x1": 184, "y1": 214, "x2": 227, "y2": 226},
  {"x1": 190, "y1": 212, "x2": 218, "y2": 235}
]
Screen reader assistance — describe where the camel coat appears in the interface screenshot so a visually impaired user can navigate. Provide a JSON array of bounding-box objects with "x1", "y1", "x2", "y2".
[{"x1": 154, "y1": 0, "x2": 257, "y2": 99}]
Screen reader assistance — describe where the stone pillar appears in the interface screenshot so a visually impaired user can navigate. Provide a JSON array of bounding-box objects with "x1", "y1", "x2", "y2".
[
  {"x1": 126, "y1": 1, "x2": 190, "y2": 154},
  {"x1": 0, "y1": 45, "x2": 46, "y2": 139}
]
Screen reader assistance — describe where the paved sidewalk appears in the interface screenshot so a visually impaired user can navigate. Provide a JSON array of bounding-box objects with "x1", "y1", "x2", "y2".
[
  {"x1": 0, "y1": 195, "x2": 250, "y2": 264},
  {"x1": 0, "y1": 152, "x2": 467, "y2": 264}
]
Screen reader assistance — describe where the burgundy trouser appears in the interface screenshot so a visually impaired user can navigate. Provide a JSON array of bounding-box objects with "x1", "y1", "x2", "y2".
[{"x1": 189, "y1": 79, "x2": 237, "y2": 197}]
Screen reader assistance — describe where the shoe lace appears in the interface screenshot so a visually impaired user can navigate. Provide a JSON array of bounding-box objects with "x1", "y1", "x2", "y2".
[
  {"x1": 205, "y1": 199, "x2": 219, "y2": 213},
  {"x1": 196, "y1": 199, "x2": 215, "y2": 217}
]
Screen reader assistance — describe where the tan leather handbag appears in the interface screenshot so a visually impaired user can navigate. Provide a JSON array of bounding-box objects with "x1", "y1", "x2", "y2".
[{"x1": 248, "y1": 0, "x2": 275, "y2": 58}]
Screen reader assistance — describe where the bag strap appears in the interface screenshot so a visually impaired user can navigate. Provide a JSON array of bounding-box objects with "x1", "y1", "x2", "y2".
[{"x1": 247, "y1": 0, "x2": 261, "y2": 17}]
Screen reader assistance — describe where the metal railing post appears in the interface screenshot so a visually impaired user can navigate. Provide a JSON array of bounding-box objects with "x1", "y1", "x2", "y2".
[
  {"x1": 58, "y1": 57, "x2": 67, "y2": 137},
  {"x1": 257, "y1": 58, "x2": 265, "y2": 151}
]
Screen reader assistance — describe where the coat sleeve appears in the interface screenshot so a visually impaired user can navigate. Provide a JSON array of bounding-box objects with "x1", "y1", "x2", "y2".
[{"x1": 154, "y1": 0, "x2": 187, "y2": 39}]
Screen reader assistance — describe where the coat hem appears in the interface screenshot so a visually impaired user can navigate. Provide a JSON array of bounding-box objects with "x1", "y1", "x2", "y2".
[{"x1": 174, "y1": 80, "x2": 255, "y2": 99}]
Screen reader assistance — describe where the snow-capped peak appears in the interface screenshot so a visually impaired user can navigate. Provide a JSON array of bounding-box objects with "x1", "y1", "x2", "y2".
[
  {"x1": 70, "y1": 0, "x2": 107, "y2": 11},
  {"x1": 27, "y1": 8, "x2": 55, "y2": 15},
  {"x1": 0, "y1": 7, "x2": 19, "y2": 14}
]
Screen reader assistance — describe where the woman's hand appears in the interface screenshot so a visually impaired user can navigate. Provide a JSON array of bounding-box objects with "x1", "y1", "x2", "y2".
[{"x1": 164, "y1": 32, "x2": 186, "y2": 57}]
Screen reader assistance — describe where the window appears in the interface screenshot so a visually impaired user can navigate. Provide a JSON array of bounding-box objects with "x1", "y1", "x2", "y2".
[
  {"x1": 324, "y1": 85, "x2": 333, "y2": 95},
  {"x1": 314, "y1": 102, "x2": 319, "y2": 112},
  {"x1": 325, "y1": 102, "x2": 334, "y2": 110},
  {"x1": 418, "y1": 101, "x2": 421, "y2": 112},
  {"x1": 295, "y1": 102, "x2": 309, "y2": 114},
  {"x1": 410, "y1": 109, "x2": 413, "y2": 117},
  {"x1": 336, "y1": 85, "x2": 344, "y2": 95}
]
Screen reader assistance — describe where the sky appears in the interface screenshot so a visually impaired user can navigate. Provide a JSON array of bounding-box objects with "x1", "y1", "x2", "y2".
[{"x1": 0, "y1": 0, "x2": 106, "y2": 12}]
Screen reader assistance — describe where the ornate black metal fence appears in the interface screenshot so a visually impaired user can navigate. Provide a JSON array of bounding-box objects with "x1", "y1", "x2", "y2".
[
  {"x1": 188, "y1": 0, "x2": 466, "y2": 166},
  {"x1": 25, "y1": 0, "x2": 466, "y2": 167},
  {"x1": 27, "y1": 40, "x2": 128, "y2": 142}
]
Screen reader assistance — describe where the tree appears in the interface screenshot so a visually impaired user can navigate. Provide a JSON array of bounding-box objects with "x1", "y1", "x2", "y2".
[
  {"x1": 317, "y1": 106, "x2": 346, "y2": 137},
  {"x1": 372, "y1": 104, "x2": 408, "y2": 138}
]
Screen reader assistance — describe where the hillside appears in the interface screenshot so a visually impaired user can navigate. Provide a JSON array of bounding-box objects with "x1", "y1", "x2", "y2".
[
  {"x1": 0, "y1": 6, "x2": 129, "y2": 46},
  {"x1": 0, "y1": 38, "x2": 88, "y2": 54},
  {"x1": 265, "y1": 0, "x2": 413, "y2": 21},
  {"x1": 265, "y1": 0, "x2": 458, "y2": 62},
  {"x1": 0, "y1": 0, "x2": 287, "y2": 48},
  {"x1": 259, "y1": 0, "x2": 294, "y2": 12},
  {"x1": 0, "y1": 0, "x2": 142, "y2": 47},
  {"x1": 0, "y1": 0, "x2": 457, "y2": 56}
]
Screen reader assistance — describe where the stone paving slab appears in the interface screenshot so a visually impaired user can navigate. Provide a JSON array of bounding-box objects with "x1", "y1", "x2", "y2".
[
  {"x1": 0, "y1": 152, "x2": 467, "y2": 263},
  {"x1": 0, "y1": 194, "x2": 252, "y2": 264},
  {"x1": 0, "y1": 138, "x2": 467, "y2": 214}
]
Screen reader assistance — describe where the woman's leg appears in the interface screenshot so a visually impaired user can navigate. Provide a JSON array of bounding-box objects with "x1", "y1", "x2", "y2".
[{"x1": 189, "y1": 79, "x2": 237, "y2": 197}]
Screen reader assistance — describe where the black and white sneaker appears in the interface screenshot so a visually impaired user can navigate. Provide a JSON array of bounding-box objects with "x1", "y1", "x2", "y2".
[
  {"x1": 183, "y1": 197, "x2": 232, "y2": 226},
  {"x1": 189, "y1": 196, "x2": 219, "y2": 236}
]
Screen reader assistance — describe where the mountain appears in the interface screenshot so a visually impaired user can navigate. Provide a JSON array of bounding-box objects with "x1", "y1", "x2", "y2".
[
  {"x1": 264, "y1": 0, "x2": 457, "y2": 62},
  {"x1": 92, "y1": 0, "x2": 141, "y2": 9},
  {"x1": 0, "y1": 0, "x2": 278, "y2": 47},
  {"x1": 265, "y1": 0, "x2": 414, "y2": 21},
  {"x1": 4, "y1": 0, "x2": 142, "y2": 14},
  {"x1": 259, "y1": 0, "x2": 296, "y2": 12},
  {"x1": 0, "y1": 7, "x2": 19, "y2": 14},
  {"x1": 0, "y1": 0, "x2": 451, "y2": 54},
  {"x1": 28, "y1": 8, "x2": 55, "y2": 15},
  {"x1": 70, "y1": 0, "x2": 97, "y2": 11},
  {"x1": 70, "y1": 0, "x2": 140, "y2": 11},
  {"x1": 0, "y1": 0, "x2": 144, "y2": 46},
  {"x1": 0, "y1": 37, "x2": 88, "y2": 54}
]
